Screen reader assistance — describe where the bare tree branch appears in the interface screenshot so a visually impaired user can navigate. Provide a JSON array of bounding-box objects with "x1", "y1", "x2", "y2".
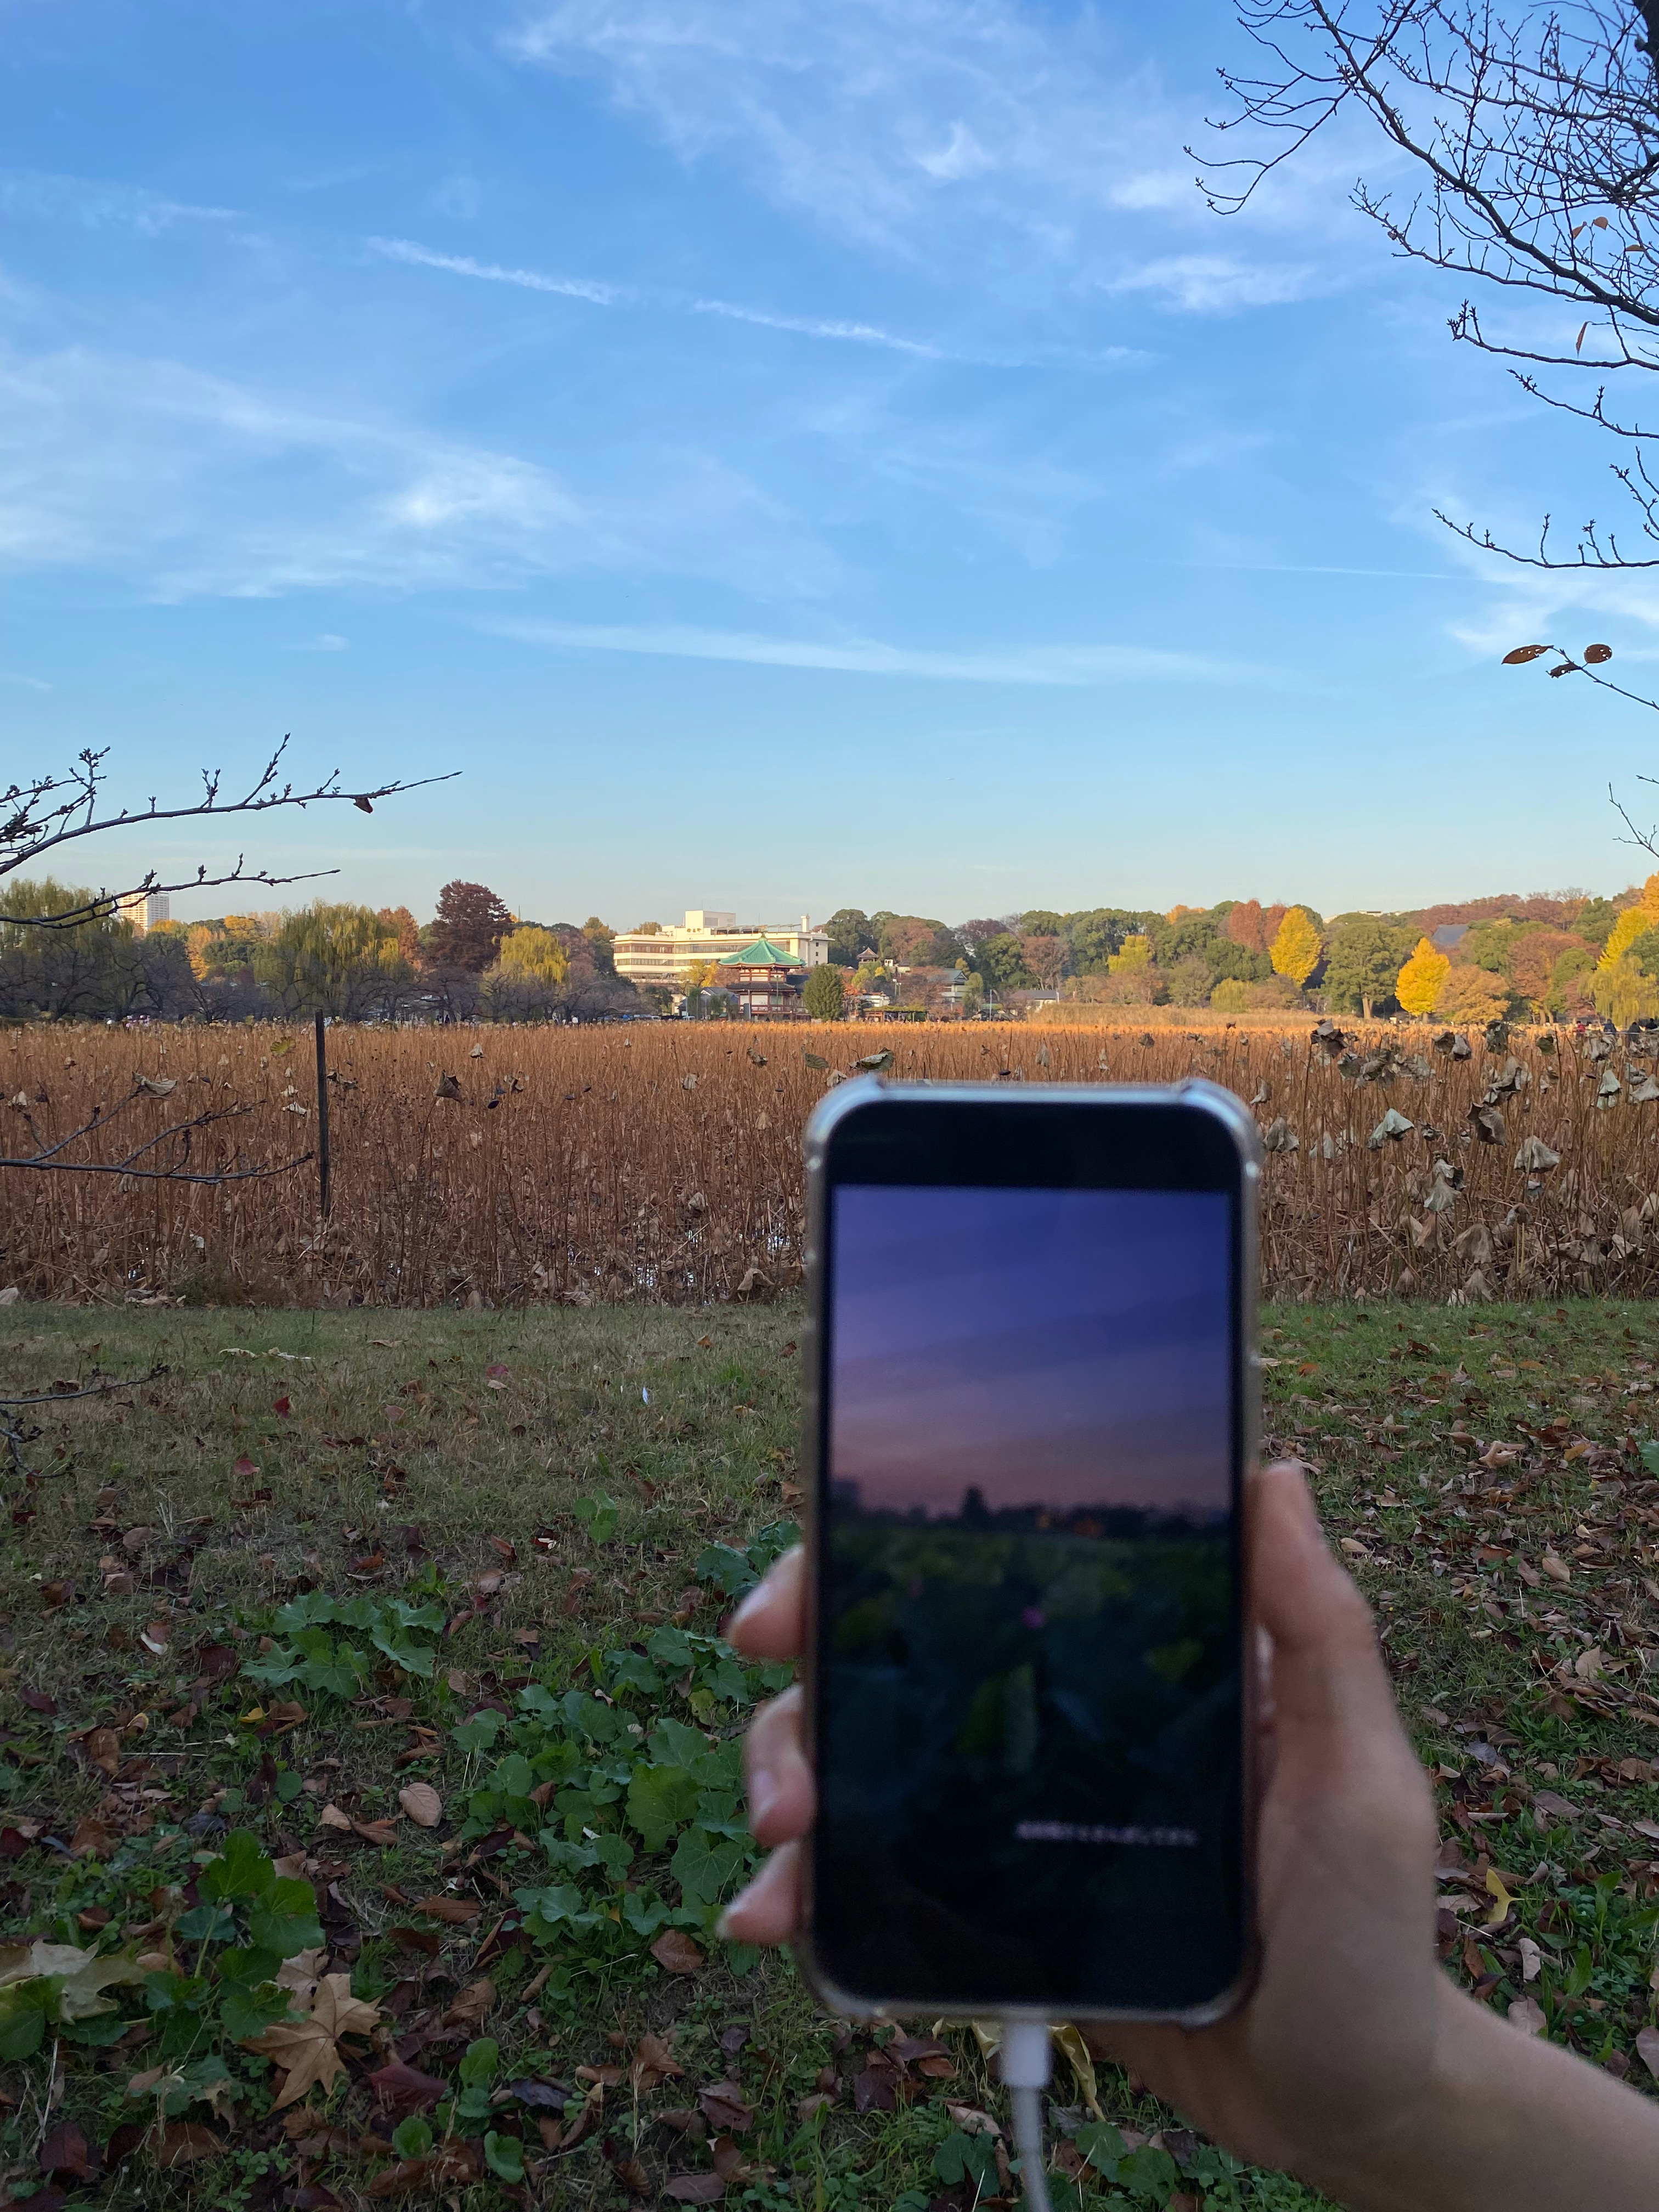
[
  {"x1": 2, "y1": 1083, "x2": 313, "y2": 1186},
  {"x1": 3, "y1": 736, "x2": 458, "y2": 928}
]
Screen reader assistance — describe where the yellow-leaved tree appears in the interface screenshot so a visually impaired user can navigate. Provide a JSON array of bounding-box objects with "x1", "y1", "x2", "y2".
[
  {"x1": 495, "y1": 924, "x2": 570, "y2": 990},
  {"x1": 1107, "y1": 933, "x2": 1153, "y2": 973},
  {"x1": 1269, "y1": 907, "x2": 1322, "y2": 989},
  {"x1": 1597, "y1": 873, "x2": 1659, "y2": 970},
  {"x1": 1395, "y1": 937, "x2": 1451, "y2": 1017}
]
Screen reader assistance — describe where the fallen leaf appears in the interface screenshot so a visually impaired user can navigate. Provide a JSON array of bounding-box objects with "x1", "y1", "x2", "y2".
[
  {"x1": 20, "y1": 1688, "x2": 56, "y2": 1716},
  {"x1": 154, "y1": 2123, "x2": 221, "y2": 2167},
  {"x1": 414, "y1": 1894, "x2": 481, "y2": 1925},
  {"x1": 652, "y1": 1928, "x2": 703, "y2": 1975},
  {"x1": 140, "y1": 1622, "x2": 171, "y2": 1656},
  {"x1": 1518, "y1": 1937, "x2": 1542, "y2": 1984},
  {"x1": 242, "y1": 1974, "x2": 382, "y2": 2109},
  {"x1": 445, "y1": 1978, "x2": 495, "y2": 2024},
  {"x1": 367, "y1": 2059, "x2": 449, "y2": 2112},
  {"x1": 1638, "y1": 2024, "x2": 1659, "y2": 2079},
  {"x1": 1541, "y1": 1551, "x2": 1572, "y2": 1585},
  {"x1": 697, "y1": 2080, "x2": 754, "y2": 2133},
  {"x1": 1507, "y1": 1996, "x2": 1546, "y2": 2036},
  {"x1": 632, "y1": 2033, "x2": 684, "y2": 2096},
  {"x1": 663, "y1": 2176, "x2": 724, "y2": 2203},
  {"x1": 232, "y1": 1457, "x2": 259, "y2": 1481},
  {"x1": 276, "y1": 1947, "x2": 325, "y2": 2005},
  {"x1": 68, "y1": 1817, "x2": 112, "y2": 1859},
  {"x1": 317, "y1": 1804, "x2": 355, "y2": 1832},
  {"x1": 82, "y1": 1728, "x2": 121, "y2": 1777},
  {"x1": 398, "y1": 1783, "x2": 443, "y2": 1829},
  {"x1": 37, "y1": 2121, "x2": 94, "y2": 2180}
]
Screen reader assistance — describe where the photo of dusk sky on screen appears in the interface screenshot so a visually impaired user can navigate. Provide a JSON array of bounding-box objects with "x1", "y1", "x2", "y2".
[{"x1": 830, "y1": 1186, "x2": 1232, "y2": 1521}]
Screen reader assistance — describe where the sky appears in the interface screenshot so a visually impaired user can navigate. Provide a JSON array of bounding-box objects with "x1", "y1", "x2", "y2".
[
  {"x1": 828, "y1": 1186, "x2": 1232, "y2": 1516},
  {"x1": 5, "y1": 0, "x2": 1658, "y2": 929}
]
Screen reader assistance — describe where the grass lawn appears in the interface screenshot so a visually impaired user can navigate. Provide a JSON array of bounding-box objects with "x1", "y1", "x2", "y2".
[{"x1": 1, "y1": 1296, "x2": 1657, "y2": 2210}]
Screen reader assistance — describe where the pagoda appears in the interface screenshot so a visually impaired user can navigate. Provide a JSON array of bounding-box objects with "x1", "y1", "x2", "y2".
[{"x1": 717, "y1": 935, "x2": 805, "y2": 1018}]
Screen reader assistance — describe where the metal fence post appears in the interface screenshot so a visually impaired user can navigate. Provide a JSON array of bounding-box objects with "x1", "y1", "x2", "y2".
[{"x1": 314, "y1": 1009, "x2": 331, "y2": 1220}]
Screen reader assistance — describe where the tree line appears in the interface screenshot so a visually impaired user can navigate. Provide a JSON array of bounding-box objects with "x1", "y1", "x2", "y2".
[{"x1": 0, "y1": 879, "x2": 639, "y2": 1024}]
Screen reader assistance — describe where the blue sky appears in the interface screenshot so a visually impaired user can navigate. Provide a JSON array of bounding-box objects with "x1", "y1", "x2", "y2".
[{"x1": 4, "y1": 0, "x2": 1656, "y2": 929}]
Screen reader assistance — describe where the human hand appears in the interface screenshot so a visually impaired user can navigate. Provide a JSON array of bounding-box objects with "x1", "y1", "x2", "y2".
[{"x1": 721, "y1": 1462, "x2": 1659, "y2": 2211}]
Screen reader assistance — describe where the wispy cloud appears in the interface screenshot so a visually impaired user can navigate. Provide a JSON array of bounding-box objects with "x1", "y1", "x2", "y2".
[
  {"x1": 1, "y1": 670, "x2": 52, "y2": 690},
  {"x1": 498, "y1": 0, "x2": 1364, "y2": 303},
  {"x1": 369, "y1": 232, "x2": 1138, "y2": 366},
  {"x1": 1103, "y1": 255, "x2": 1321, "y2": 316},
  {"x1": 484, "y1": 615, "x2": 1250, "y2": 685},
  {"x1": 368, "y1": 236, "x2": 624, "y2": 306},
  {"x1": 0, "y1": 340, "x2": 837, "y2": 601},
  {"x1": 0, "y1": 170, "x2": 239, "y2": 234}
]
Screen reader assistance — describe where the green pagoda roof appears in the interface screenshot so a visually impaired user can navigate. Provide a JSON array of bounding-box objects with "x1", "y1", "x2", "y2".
[{"x1": 717, "y1": 935, "x2": 804, "y2": 968}]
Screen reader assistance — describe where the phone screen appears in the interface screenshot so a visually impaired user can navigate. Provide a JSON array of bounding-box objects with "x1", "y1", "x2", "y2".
[{"x1": 813, "y1": 1169, "x2": 1245, "y2": 2015}]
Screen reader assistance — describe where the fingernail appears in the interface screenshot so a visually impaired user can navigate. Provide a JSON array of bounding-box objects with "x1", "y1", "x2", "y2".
[
  {"x1": 749, "y1": 1766, "x2": 779, "y2": 1828},
  {"x1": 715, "y1": 1893, "x2": 747, "y2": 1940},
  {"x1": 729, "y1": 1580, "x2": 772, "y2": 1634}
]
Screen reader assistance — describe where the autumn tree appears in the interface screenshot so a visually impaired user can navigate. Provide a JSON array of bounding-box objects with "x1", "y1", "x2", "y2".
[
  {"x1": 1269, "y1": 907, "x2": 1323, "y2": 989},
  {"x1": 1021, "y1": 934, "x2": 1066, "y2": 990},
  {"x1": 427, "y1": 881, "x2": 514, "y2": 972},
  {"x1": 1395, "y1": 936, "x2": 1452, "y2": 1018},
  {"x1": 377, "y1": 905, "x2": 421, "y2": 966},
  {"x1": 1224, "y1": 899, "x2": 1288, "y2": 956},
  {"x1": 804, "y1": 964, "x2": 846, "y2": 1020}
]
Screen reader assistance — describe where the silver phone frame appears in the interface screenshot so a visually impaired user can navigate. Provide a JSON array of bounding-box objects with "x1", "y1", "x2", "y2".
[{"x1": 794, "y1": 1074, "x2": 1262, "y2": 2028}]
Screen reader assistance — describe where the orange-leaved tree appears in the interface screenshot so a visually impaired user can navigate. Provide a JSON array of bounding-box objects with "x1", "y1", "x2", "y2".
[
  {"x1": 1269, "y1": 907, "x2": 1322, "y2": 989},
  {"x1": 1395, "y1": 938, "x2": 1451, "y2": 1018}
]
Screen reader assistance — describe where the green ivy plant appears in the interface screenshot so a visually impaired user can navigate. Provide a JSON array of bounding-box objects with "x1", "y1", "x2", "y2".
[
  {"x1": 450, "y1": 1521, "x2": 798, "y2": 2006},
  {"x1": 243, "y1": 1592, "x2": 448, "y2": 1698}
]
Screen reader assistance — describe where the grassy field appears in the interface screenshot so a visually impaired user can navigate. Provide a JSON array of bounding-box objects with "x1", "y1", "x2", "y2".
[{"x1": 2, "y1": 1296, "x2": 1658, "y2": 2209}]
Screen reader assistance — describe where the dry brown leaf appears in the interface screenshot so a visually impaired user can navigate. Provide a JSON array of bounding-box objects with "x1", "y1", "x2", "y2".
[
  {"x1": 242, "y1": 1973, "x2": 382, "y2": 2109},
  {"x1": 155, "y1": 2122, "x2": 222, "y2": 2167},
  {"x1": 398, "y1": 1782, "x2": 443, "y2": 1829},
  {"x1": 413, "y1": 1893, "x2": 481, "y2": 1925},
  {"x1": 651, "y1": 1928, "x2": 703, "y2": 1976},
  {"x1": 1638, "y1": 2024, "x2": 1659, "y2": 2079},
  {"x1": 317, "y1": 1804, "x2": 354, "y2": 1832},
  {"x1": 1506, "y1": 1996, "x2": 1546, "y2": 2037}
]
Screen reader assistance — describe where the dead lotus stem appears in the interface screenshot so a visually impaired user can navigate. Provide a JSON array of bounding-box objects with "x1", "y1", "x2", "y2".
[{"x1": 3, "y1": 1019, "x2": 1658, "y2": 1305}]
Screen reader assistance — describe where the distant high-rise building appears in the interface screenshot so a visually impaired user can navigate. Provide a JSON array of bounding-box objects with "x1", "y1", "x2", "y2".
[{"x1": 145, "y1": 891, "x2": 171, "y2": 929}]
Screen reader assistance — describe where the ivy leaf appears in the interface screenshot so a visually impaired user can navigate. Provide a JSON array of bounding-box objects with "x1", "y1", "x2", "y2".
[
  {"x1": 197, "y1": 1830, "x2": 273, "y2": 1905},
  {"x1": 670, "y1": 1829, "x2": 744, "y2": 1904},
  {"x1": 627, "y1": 1765, "x2": 700, "y2": 1851},
  {"x1": 247, "y1": 1878, "x2": 325, "y2": 1960}
]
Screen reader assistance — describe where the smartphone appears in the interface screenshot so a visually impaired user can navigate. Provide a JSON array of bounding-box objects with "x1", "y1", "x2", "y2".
[{"x1": 799, "y1": 1077, "x2": 1259, "y2": 2024}]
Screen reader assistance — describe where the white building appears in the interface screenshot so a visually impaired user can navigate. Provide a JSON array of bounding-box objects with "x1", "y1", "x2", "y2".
[{"x1": 613, "y1": 909, "x2": 830, "y2": 989}]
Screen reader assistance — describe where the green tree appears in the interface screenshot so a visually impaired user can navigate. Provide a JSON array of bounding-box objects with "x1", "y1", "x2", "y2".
[
  {"x1": 804, "y1": 964, "x2": 846, "y2": 1020},
  {"x1": 974, "y1": 933, "x2": 1033, "y2": 989},
  {"x1": 823, "y1": 908, "x2": 874, "y2": 966},
  {"x1": 1270, "y1": 908, "x2": 1323, "y2": 990},
  {"x1": 1322, "y1": 918, "x2": 1414, "y2": 1017},
  {"x1": 254, "y1": 902, "x2": 410, "y2": 1018},
  {"x1": 581, "y1": 917, "x2": 617, "y2": 975}
]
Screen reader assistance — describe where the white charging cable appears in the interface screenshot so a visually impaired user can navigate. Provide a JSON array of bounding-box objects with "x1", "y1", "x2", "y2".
[{"x1": 999, "y1": 2021, "x2": 1053, "y2": 2212}]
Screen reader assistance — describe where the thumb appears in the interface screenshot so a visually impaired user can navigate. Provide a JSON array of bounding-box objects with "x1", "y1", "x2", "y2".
[{"x1": 1248, "y1": 1460, "x2": 1403, "y2": 1745}]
